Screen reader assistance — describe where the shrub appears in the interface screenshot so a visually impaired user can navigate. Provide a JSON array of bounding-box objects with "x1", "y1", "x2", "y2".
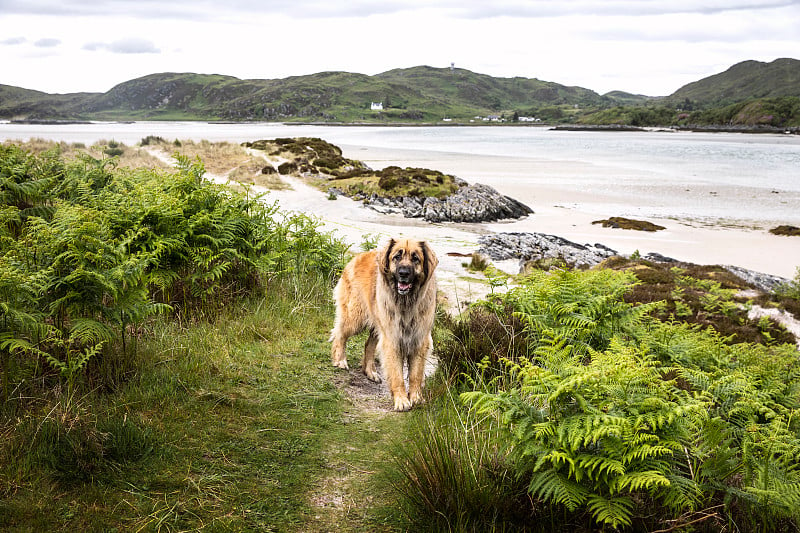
[
  {"x1": 139, "y1": 135, "x2": 166, "y2": 146},
  {"x1": 313, "y1": 157, "x2": 343, "y2": 170},
  {"x1": 435, "y1": 304, "x2": 529, "y2": 383},
  {"x1": 277, "y1": 162, "x2": 297, "y2": 174},
  {"x1": 377, "y1": 175, "x2": 398, "y2": 190},
  {"x1": 102, "y1": 140, "x2": 124, "y2": 158}
]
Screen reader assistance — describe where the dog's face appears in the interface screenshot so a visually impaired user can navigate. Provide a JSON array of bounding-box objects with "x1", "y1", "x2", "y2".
[{"x1": 378, "y1": 238, "x2": 438, "y2": 296}]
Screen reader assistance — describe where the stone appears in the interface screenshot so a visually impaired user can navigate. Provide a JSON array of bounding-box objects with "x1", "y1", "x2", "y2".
[
  {"x1": 722, "y1": 265, "x2": 790, "y2": 293},
  {"x1": 362, "y1": 183, "x2": 531, "y2": 223},
  {"x1": 478, "y1": 232, "x2": 618, "y2": 270}
]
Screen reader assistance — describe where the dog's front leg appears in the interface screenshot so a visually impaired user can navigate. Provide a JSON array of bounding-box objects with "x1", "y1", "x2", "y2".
[
  {"x1": 407, "y1": 334, "x2": 431, "y2": 406},
  {"x1": 380, "y1": 338, "x2": 411, "y2": 411}
]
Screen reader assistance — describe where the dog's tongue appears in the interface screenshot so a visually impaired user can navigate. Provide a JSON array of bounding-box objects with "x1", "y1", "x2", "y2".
[{"x1": 398, "y1": 282, "x2": 412, "y2": 293}]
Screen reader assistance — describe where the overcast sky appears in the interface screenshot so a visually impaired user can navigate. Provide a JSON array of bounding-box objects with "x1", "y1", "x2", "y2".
[{"x1": 1, "y1": 0, "x2": 798, "y2": 96}]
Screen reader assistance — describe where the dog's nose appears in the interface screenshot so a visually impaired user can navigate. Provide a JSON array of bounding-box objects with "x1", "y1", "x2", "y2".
[{"x1": 397, "y1": 265, "x2": 413, "y2": 280}]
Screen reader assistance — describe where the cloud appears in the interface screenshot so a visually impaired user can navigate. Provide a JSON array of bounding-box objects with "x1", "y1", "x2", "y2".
[
  {"x1": 2, "y1": 0, "x2": 797, "y2": 22},
  {"x1": 448, "y1": 0, "x2": 799, "y2": 18},
  {"x1": 83, "y1": 37, "x2": 160, "y2": 54},
  {"x1": 1, "y1": 36, "x2": 27, "y2": 45},
  {"x1": 34, "y1": 37, "x2": 61, "y2": 47}
]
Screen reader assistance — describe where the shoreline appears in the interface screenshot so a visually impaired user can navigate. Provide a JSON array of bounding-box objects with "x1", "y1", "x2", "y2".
[{"x1": 264, "y1": 144, "x2": 800, "y2": 282}]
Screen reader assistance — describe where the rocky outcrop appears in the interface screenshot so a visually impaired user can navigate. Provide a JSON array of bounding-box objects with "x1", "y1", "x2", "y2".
[
  {"x1": 722, "y1": 265, "x2": 789, "y2": 293},
  {"x1": 362, "y1": 183, "x2": 532, "y2": 223},
  {"x1": 478, "y1": 232, "x2": 618, "y2": 268},
  {"x1": 477, "y1": 231, "x2": 791, "y2": 293}
]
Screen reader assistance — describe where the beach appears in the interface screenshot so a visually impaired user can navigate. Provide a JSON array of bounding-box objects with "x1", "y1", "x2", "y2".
[
  {"x1": 2, "y1": 121, "x2": 797, "y2": 283},
  {"x1": 263, "y1": 143, "x2": 800, "y2": 288}
]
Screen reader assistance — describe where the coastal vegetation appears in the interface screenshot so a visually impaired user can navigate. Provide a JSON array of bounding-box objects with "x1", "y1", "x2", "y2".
[
  {"x1": 1, "y1": 139, "x2": 799, "y2": 531},
  {"x1": 2, "y1": 59, "x2": 799, "y2": 128},
  {"x1": 771, "y1": 225, "x2": 800, "y2": 236},
  {"x1": 591, "y1": 217, "x2": 666, "y2": 232},
  {"x1": 400, "y1": 267, "x2": 800, "y2": 531},
  {"x1": 244, "y1": 137, "x2": 464, "y2": 200}
]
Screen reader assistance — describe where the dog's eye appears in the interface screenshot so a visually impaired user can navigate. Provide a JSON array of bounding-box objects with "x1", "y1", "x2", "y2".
[
  {"x1": 411, "y1": 253, "x2": 420, "y2": 263},
  {"x1": 393, "y1": 252, "x2": 403, "y2": 261}
]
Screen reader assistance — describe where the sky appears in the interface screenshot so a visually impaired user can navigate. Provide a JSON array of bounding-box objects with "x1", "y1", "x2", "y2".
[{"x1": 1, "y1": 0, "x2": 799, "y2": 97}]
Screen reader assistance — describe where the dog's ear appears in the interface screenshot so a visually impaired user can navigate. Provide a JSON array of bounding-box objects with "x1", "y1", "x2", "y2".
[
  {"x1": 420, "y1": 241, "x2": 438, "y2": 282},
  {"x1": 377, "y1": 238, "x2": 396, "y2": 274}
]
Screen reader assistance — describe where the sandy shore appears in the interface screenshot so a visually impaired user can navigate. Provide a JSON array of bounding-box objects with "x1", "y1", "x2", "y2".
[{"x1": 253, "y1": 144, "x2": 799, "y2": 306}]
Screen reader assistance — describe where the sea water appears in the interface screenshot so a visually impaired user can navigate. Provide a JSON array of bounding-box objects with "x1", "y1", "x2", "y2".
[{"x1": 1, "y1": 121, "x2": 798, "y2": 225}]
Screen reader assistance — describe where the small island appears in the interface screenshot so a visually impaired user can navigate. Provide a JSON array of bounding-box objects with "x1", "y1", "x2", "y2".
[{"x1": 243, "y1": 137, "x2": 532, "y2": 223}]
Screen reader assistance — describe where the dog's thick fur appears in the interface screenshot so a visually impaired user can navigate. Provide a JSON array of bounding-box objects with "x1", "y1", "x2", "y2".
[{"x1": 330, "y1": 238, "x2": 438, "y2": 411}]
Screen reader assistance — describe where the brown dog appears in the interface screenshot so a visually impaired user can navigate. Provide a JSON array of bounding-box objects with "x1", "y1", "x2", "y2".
[{"x1": 330, "y1": 238, "x2": 438, "y2": 411}]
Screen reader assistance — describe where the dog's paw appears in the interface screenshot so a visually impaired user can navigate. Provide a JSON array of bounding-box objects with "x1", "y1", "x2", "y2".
[
  {"x1": 393, "y1": 395, "x2": 412, "y2": 412},
  {"x1": 332, "y1": 359, "x2": 349, "y2": 370},
  {"x1": 409, "y1": 390, "x2": 424, "y2": 406},
  {"x1": 364, "y1": 369, "x2": 382, "y2": 383}
]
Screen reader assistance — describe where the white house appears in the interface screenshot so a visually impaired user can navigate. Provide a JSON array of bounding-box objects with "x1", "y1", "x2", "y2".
[{"x1": 370, "y1": 102, "x2": 383, "y2": 111}]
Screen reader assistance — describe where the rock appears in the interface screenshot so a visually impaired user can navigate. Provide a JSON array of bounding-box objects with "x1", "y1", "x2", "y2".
[
  {"x1": 478, "y1": 232, "x2": 618, "y2": 270},
  {"x1": 362, "y1": 183, "x2": 531, "y2": 223},
  {"x1": 402, "y1": 196, "x2": 425, "y2": 218},
  {"x1": 642, "y1": 252, "x2": 678, "y2": 263},
  {"x1": 478, "y1": 232, "x2": 791, "y2": 293},
  {"x1": 722, "y1": 265, "x2": 790, "y2": 293},
  {"x1": 421, "y1": 183, "x2": 533, "y2": 223}
]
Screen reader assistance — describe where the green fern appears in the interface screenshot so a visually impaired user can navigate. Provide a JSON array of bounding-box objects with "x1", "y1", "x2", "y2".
[{"x1": 461, "y1": 267, "x2": 800, "y2": 529}]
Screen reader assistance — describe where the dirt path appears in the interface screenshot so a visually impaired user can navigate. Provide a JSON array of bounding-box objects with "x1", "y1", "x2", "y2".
[{"x1": 302, "y1": 365, "x2": 401, "y2": 532}]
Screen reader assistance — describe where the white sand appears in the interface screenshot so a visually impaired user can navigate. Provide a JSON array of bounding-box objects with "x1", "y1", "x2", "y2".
[
  {"x1": 340, "y1": 145, "x2": 800, "y2": 280},
  {"x1": 248, "y1": 145, "x2": 799, "y2": 305}
]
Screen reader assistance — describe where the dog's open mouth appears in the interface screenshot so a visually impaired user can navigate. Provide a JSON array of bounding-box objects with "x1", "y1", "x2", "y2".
[{"x1": 397, "y1": 281, "x2": 413, "y2": 295}]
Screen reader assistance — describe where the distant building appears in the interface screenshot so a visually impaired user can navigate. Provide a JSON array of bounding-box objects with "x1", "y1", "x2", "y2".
[
  {"x1": 518, "y1": 116, "x2": 542, "y2": 123},
  {"x1": 370, "y1": 102, "x2": 383, "y2": 111}
]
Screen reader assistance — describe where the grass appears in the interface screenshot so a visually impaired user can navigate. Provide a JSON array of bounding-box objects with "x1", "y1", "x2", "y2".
[
  {"x1": 0, "y1": 277, "x2": 415, "y2": 532},
  {"x1": 155, "y1": 139, "x2": 252, "y2": 176},
  {"x1": 2, "y1": 137, "x2": 292, "y2": 191},
  {"x1": 2, "y1": 138, "x2": 170, "y2": 170}
]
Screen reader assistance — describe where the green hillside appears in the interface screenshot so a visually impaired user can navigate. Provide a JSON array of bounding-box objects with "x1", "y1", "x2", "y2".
[
  {"x1": 0, "y1": 66, "x2": 611, "y2": 123},
  {"x1": 1, "y1": 59, "x2": 799, "y2": 126},
  {"x1": 669, "y1": 58, "x2": 800, "y2": 106}
]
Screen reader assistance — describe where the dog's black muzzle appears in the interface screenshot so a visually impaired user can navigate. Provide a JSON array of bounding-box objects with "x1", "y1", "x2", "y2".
[{"x1": 396, "y1": 265, "x2": 415, "y2": 295}]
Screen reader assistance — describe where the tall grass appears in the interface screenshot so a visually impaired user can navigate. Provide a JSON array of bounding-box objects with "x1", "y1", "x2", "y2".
[
  {"x1": 0, "y1": 278, "x2": 349, "y2": 530},
  {"x1": 385, "y1": 393, "x2": 536, "y2": 532}
]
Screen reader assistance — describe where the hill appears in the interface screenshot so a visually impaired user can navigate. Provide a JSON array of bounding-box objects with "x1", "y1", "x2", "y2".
[
  {"x1": 669, "y1": 58, "x2": 800, "y2": 106},
  {"x1": 0, "y1": 66, "x2": 613, "y2": 122},
  {"x1": 1, "y1": 59, "x2": 799, "y2": 125}
]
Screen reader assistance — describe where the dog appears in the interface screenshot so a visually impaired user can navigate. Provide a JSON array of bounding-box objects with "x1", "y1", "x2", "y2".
[{"x1": 330, "y1": 238, "x2": 438, "y2": 411}]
